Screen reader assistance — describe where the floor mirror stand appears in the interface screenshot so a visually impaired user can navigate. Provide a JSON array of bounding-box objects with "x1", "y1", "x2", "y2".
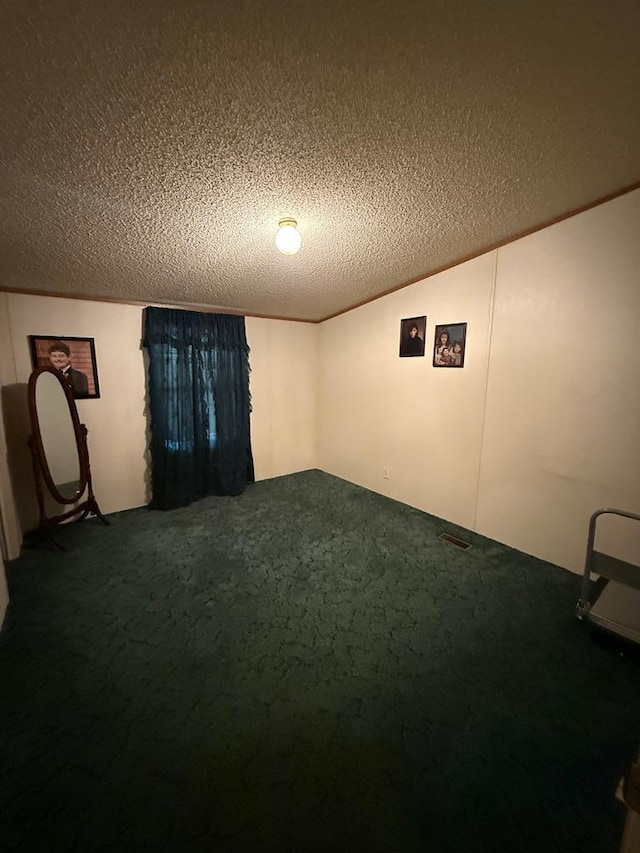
[
  {"x1": 26, "y1": 366, "x2": 110, "y2": 551},
  {"x1": 28, "y1": 431, "x2": 109, "y2": 550}
]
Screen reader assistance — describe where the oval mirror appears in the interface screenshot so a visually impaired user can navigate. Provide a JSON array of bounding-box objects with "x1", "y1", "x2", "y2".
[
  {"x1": 27, "y1": 365, "x2": 107, "y2": 546},
  {"x1": 34, "y1": 369, "x2": 84, "y2": 501}
]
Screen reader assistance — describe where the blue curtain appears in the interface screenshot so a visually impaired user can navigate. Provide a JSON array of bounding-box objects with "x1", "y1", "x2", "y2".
[{"x1": 143, "y1": 307, "x2": 254, "y2": 509}]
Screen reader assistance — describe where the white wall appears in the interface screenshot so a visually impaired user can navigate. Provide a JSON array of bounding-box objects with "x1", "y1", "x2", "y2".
[
  {"x1": 319, "y1": 252, "x2": 496, "y2": 531},
  {"x1": 5, "y1": 297, "x2": 149, "y2": 533},
  {"x1": 246, "y1": 317, "x2": 318, "y2": 482},
  {"x1": 319, "y1": 190, "x2": 640, "y2": 573},
  {"x1": 476, "y1": 190, "x2": 640, "y2": 570},
  {"x1": 0, "y1": 292, "x2": 22, "y2": 601},
  {"x1": 0, "y1": 295, "x2": 318, "y2": 558}
]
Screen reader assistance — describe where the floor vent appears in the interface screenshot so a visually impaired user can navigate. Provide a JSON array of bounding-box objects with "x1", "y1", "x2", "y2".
[{"x1": 439, "y1": 532, "x2": 472, "y2": 550}]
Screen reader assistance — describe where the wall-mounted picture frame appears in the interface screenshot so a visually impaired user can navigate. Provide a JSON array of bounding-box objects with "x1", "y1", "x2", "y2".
[
  {"x1": 29, "y1": 336, "x2": 100, "y2": 399},
  {"x1": 399, "y1": 315, "x2": 427, "y2": 358},
  {"x1": 433, "y1": 323, "x2": 467, "y2": 368}
]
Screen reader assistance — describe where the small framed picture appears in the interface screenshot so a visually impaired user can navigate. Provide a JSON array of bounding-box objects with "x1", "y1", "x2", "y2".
[
  {"x1": 29, "y1": 336, "x2": 100, "y2": 399},
  {"x1": 433, "y1": 323, "x2": 467, "y2": 368},
  {"x1": 399, "y1": 315, "x2": 427, "y2": 358}
]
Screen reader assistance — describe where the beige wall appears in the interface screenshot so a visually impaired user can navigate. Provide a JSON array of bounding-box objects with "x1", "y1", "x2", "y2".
[
  {"x1": 476, "y1": 189, "x2": 640, "y2": 570},
  {"x1": 319, "y1": 252, "x2": 496, "y2": 531},
  {"x1": 246, "y1": 317, "x2": 318, "y2": 482},
  {"x1": 4, "y1": 297, "x2": 149, "y2": 536},
  {"x1": 319, "y1": 190, "x2": 640, "y2": 573},
  {"x1": 0, "y1": 293, "x2": 22, "y2": 603},
  {"x1": 0, "y1": 297, "x2": 12, "y2": 623},
  {"x1": 0, "y1": 296, "x2": 318, "y2": 560}
]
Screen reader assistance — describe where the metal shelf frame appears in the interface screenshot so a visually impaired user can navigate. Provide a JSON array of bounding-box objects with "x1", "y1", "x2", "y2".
[{"x1": 576, "y1": 507, "x2": 640, "y2": 620}]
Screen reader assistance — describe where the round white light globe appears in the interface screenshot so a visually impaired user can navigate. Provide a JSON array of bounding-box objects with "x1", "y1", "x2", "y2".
[{"x1": 275, "y1": 223, "x2": 302, "y2": 256}]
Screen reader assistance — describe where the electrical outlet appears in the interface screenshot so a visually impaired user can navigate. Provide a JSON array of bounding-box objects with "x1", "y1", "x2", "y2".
[{"x1": 383, "y1": 467, "x2": 390, "y2": 479}]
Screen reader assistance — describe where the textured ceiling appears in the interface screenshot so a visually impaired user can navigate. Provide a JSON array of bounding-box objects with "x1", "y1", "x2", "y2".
[{"x1": 1, "y1": 1, "x2": 639, "y2": 322}]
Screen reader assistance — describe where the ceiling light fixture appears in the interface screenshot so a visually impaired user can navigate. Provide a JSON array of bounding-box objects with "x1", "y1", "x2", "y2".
[{"x1": 275, "y1": 218, "x2": 302, "y2": 256}]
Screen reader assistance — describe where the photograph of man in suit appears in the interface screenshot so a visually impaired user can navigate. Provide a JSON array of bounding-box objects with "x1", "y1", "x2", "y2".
[
  {"x1": 48, "y1": 341, "x2": 89, "y2": 397},
  {"x1": 399, "y1": 315, "x2": 427, "y2": 358}
]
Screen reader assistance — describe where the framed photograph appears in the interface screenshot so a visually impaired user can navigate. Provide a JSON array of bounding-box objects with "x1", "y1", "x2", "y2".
[
  {"x1": 399, "y1": 315, "x2": 427, "y2": 358},
  {"x1": 29, "y1": 336, "x2": 100, "y2": 399},
  {"x1": 433, "y1": 323, "x2": 467, "y2": 368}
]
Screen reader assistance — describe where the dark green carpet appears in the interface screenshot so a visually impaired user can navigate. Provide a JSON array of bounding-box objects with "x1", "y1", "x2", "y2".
[{"x1": 1, "y1": 470, "x2": 638, "y2": 852}]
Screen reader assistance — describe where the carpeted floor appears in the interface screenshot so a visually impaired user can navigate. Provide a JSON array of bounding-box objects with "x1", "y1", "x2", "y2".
[{"x1": 1, "y1": 470, "x2": 638, "y2": 852}]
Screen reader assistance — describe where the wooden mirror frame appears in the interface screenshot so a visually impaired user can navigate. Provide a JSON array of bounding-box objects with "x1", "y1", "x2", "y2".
[{"x1": 27, "y1": 365, "x2": 107, "y2": 546}]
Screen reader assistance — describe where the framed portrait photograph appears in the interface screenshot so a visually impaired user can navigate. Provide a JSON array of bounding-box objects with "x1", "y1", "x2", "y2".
[
  {"x1": 399, "y1": 315, "x2": 427, "y2": 358},
  {"x1": 433, "y1": 323, "x2": 467, "y2": 368},
  {"x1": 29, "y1": 335, "x2": 100, "y2": 399}
]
